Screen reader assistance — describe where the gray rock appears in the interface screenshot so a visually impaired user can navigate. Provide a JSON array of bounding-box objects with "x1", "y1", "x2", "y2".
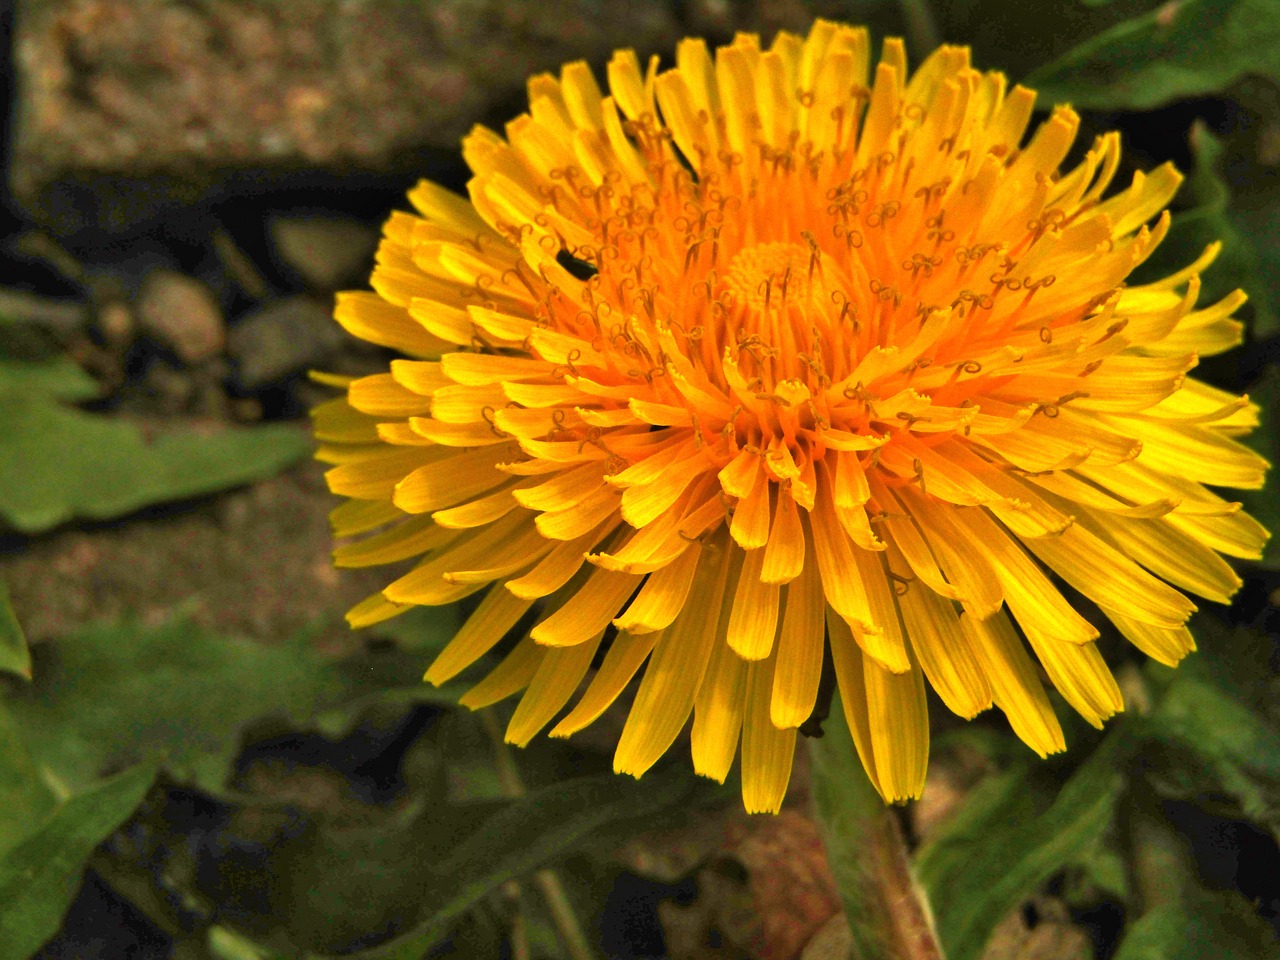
[
  {"x1": 10, "y1": 0, "x2": 684, "y2": 229},
  {"x1": 228, "y1": 296, "x2": 345, "y2": 389},
  {"x1": 137, "y1": 269, "x2": 225, "y2": 364},
  {"x1": 270, "y1": 215, "x2": 377, "y2": 291},
  {"x1": 0, "y1": 286, "x2": 85, "y2": 337},
  {"x1": 95, "y1": 299, "x2": 135, "y2": 348}
]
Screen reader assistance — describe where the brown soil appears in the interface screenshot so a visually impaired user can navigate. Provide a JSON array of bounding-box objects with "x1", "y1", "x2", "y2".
[{"x1": 0, "y1": 459, "x2": 389, "y2": 652}]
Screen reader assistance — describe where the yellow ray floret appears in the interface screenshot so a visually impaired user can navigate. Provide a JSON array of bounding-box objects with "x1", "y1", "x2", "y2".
[{"x1": 317, "y1": 21, "x2": 1269, "y2": 814}]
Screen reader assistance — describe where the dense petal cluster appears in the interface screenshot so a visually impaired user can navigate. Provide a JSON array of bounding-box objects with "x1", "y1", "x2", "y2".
[{"x1": 316, "y1": 21, "x2": 1268, "y2": 813}]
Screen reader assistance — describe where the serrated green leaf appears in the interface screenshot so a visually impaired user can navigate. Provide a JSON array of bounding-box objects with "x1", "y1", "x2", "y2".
[
  {"x1": 0, "y1": 390, "x2": 310, "y2": 533},
  {"x1": 0, "y1": 761, "x2": 156, "y2": 960},
  {"x1": 0, "y1": 579, "x2": 30, "y2": 680},
  {"x1": 917, "y1": 726, "x2": 1134, "y2": 960},
  {"x1": 1026, "y1": 0, "x2": 1280, "y2": 110},
  {"x1": 3, "y1": 617, "x2": 459, "y2": 795},
  {"x1": 1113, "y1": 887, "x2": 1276, "y2": 959}
]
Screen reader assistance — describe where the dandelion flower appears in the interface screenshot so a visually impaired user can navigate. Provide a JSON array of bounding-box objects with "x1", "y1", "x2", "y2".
[{"x1": 316, "y1": 21, "x2": 1269, "y2": 813}]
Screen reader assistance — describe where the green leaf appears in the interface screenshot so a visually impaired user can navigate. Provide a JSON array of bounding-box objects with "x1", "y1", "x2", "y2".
[
  {"x1": 0, "y1": 579, "x2": 31, "y2": 680},
  {"x1": 208, "y1": 926, "x2": 285, "y2": 960},
  {"x1": 809, "y1": 699, "x2": 945, "y2": 960},
  {"x1": 1113, "y1": 887, "x2": 1276, "y2": 959},
  {"x1": 315, "y1": 767, "x2": 701, "y2": 959},
  {"x1": 1135, "y1": 124, "x2": 1276, "y2": 339},
  {"x1": 267, "y1": 795, "x2": 506, "y2": 954},
  {"x1": 1238, "y1": 366, "x2": 1280, "y2": 568},
  {"x1": 0, "y1": 705, "x2": 56, "y2": 860},
  {"x1": 0, "y1": 390, "x2": 311, "y2": 533},
  {"x1": 1143, "y1": 622, "x2": 1280, "y2": 838},
  {"x1": 1229, "y1": 160, "x2": 1280, "y2": 341},
  {"x1": 1025, "y1": 0, "x2": 1280, "y2": 111},
  {"x1": 0, "y1": 355, "x2": 99, "y2": 402},
  {"x1": 916, "y1": 726, "x2": 1134, "y2": 960},
  {"x1": 0, "y1": 761, "x2": 156, "y2": 960},
  {"x1": 3, "y1": 617, "x2": 456, "y2": 795}
]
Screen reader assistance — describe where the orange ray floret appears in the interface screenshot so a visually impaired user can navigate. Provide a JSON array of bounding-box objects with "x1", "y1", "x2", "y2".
[{"x1": 317, "y1": 21, "x2": 1269, "y2": 813}]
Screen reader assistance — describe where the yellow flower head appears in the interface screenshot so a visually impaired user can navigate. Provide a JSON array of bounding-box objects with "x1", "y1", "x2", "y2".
[{"x1": 316, "y1": 21, "x2": 1269, "y2": 813}]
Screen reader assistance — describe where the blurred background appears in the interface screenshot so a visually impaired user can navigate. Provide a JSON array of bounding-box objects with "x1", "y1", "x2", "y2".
[{"x1": 0, "y1": 1, "x2": 1275, "y2": 958}]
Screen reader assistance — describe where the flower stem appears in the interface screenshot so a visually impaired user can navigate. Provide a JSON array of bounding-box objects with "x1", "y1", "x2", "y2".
[
  {"x1": 480, "y1": 710, "x2": 598, "y2": 960},
  {"x1": 807, "y1": 700, "x2": 946, "y2": 960}
]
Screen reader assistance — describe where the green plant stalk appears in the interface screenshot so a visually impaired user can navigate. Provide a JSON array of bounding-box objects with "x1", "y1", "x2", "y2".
[
  {"x1": 1125, "y1": 780, "x2": 1196, "y2": 917},
  {"x1": 480, "y1": 709, "x2": 597, "y2": 960},
  {"x1": 808, "y1": 698, "x2": 945, "y2": 960}
]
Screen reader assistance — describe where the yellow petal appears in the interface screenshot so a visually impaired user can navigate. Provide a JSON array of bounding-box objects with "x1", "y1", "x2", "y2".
[
  {"x1": 1021, "y1": 523, "x2": 1196, "y2": 629},
  {"x1": 760, "y1": 486, "x2": 805, "y2": 584},
  {"x1": 960, "y1": 610, "x2": 1065, "y2": 758},
  {"x1": 948, "y1": 505, "x2": 1099, "y2": 645},
  {"x1": 334, "y1": 517, "x2": 457, "y2": 568},
  {"x1": 345, "y1": 592, "x2": 412, "y2": 629},
  {"x1": 531, "y1": 566, "x2": 643, "y2": 647},
  {"x1": 891, "y1": 542, "x2": 991, "y2": 719},
  {"x1": 1101, "y1": 606, "x2": 1196, "y2": 668},
  {"x1": 551, "y1": 630, "x2": 659, "y2": 738},
  {"x1": 611, "y1": 528, "x2": 701, "y2": 630},
  {"x1": 811, "y1": 477, "x2": 874, "y2": 631},
  {"x1": 826, "y1": 609, "x2": 883, "y2": 798},
  {"x1": 329, "y1": 497, "x2": 403, "y2": 537},
  {"x1": 507, "y1": 523, "x2": 613, "y2": 599},
  {"x1": 506, "y1": 629, "x2": 606, "y2": 746},
  {"x1": 848, "y1": 542, "x2": 911, "y2": 673},
  {"x1": 863, "y1": 653, "x2": 929, "y2": 802},
  {"x1": 770, "y1": 535, "x2": 826, "y2": 729},
  {"x1": 393, "y1": 444, "x2": 519, "y2": 514},
  {"x1": 1021, "y1": 623, "x2": 1123, "y2": 728},
  {"x1": 459, "y1": 636, "x2": 544, "y2": 709},
  {"x1": 691, "y1": 548, "x2": 749, "y2": 782},
  {"x1": 691, "y1": 633, "x2": 749, "y2": 782},
  {"x1": 426, "y1": 585, "x2": 536, "y2": 685},
  {"x1": 726, "y1": 546, "x2": 781, "y2": 660},
  {"x1": 334, "y1": 291, "x2": 449, "y2": 358},
  {"x1": 740, "y1": 651, "x2": 797, "y2": 814},
  {"x1": 326, "y1": 447, "x2": 439, "y2": 501},
  {"x1": 348, "y1": 373, "x2": 434, "y2": 417},
  {"x1": 614, "y1": 538, "x2": 732, "y2": 777}
]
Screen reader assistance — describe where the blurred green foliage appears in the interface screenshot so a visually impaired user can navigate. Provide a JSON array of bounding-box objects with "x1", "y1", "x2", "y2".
[
  {"x1": 1026, "y1": 0, "x2": 1280, "y2": 110},
  {"x1": 0, "y1": 579, "x2": 30, "y2": 680},
  {"x1": 1, "y1": 0, "x2": 1278, "y2": 957},
  {"x1": 2, "y1": 618, "x2": 463, "y2": 795},
  {"x1": 0, "y1": 325, "x2": 310, "y2": 533},
  {"x1": 908, "y1": 616, "x2": 1280, "y2": 960},
  {"x1": 0, "y1": 762, "x2": 158, "y2": 959},
  {"x1": 0, "y1": 611, "x2": 716, "y2": 958},
  {"x1": 0, "y1": 389, "x2": 310, "y2": 534}
]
